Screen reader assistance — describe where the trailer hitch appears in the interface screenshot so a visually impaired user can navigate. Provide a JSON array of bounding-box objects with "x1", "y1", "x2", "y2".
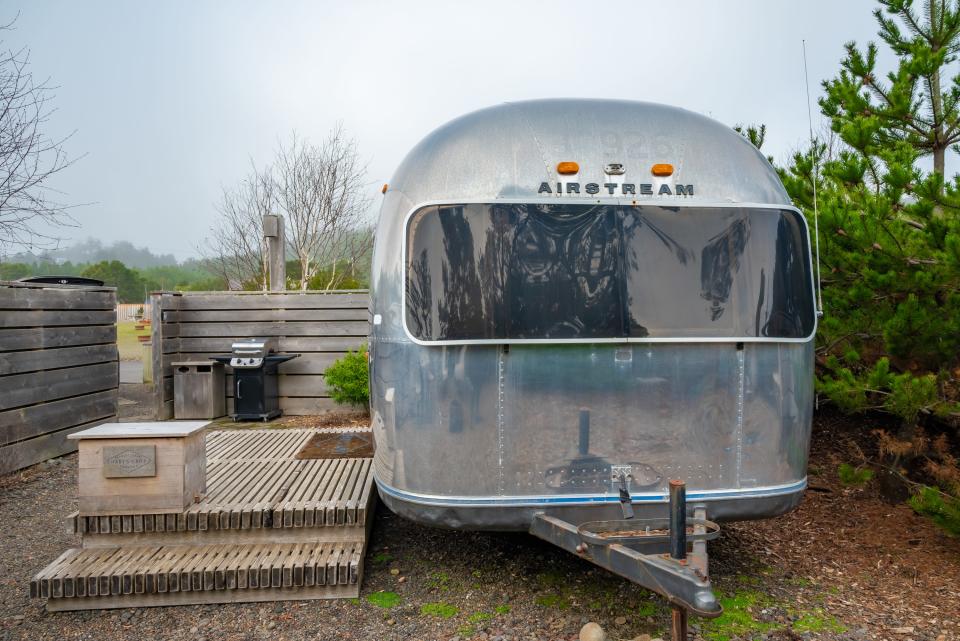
[{"x1": 529, "y1": 479, "x2": 721, "y2": 641}]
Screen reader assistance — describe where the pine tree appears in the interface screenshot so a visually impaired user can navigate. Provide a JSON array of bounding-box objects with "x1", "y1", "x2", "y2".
[
  {"x1": 774, "y1": 0, "x2": 960, "y2": 531},
  {"x1": 820, "y1": 0, "x2": 960, "y2": 187}
]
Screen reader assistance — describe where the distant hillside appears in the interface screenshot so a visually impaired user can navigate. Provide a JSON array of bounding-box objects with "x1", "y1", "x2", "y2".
[{"x1": 6, "y1": 238, "x2": 181, "y2": 269}]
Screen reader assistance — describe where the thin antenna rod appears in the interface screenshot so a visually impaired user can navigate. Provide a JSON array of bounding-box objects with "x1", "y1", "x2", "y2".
[{"x1": 803, "y1": 39, "x2": 824, "y2": 315}]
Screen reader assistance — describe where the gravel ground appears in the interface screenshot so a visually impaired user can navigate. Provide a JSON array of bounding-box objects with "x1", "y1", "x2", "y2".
[{"x1": 1, "y1": 410, "x2": 958, "y2": 641}]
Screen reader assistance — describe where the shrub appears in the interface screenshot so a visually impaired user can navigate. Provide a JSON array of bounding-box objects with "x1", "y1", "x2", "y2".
[
  {"x1": 324, "y1": 346, "x2": 369, "y2": 408},
  {"x1": 909, "y1": 486, "x2": 960, "y2": 537},
  {"x1": 837, "y1": 463, "x2": 873, "y2": 487}
]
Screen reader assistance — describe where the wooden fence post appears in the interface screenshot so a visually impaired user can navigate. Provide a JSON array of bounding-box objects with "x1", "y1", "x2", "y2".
[
  {"x1": 150, "y1": 291, "x2": 182, "y2": 420},
  {"x1": 263, "y1": 214, "x2": 286, "y2": 292}
]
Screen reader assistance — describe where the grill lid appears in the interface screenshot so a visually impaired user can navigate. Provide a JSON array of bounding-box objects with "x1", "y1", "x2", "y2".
[
  {"x1": 230, "y1": 337, "x2": 277, "y2": 358},
  {"x1": 220, "y1": 337, "x2": 278, "y2": 369}
]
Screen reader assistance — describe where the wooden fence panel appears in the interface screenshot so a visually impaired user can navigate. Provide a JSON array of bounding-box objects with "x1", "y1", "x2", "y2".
[
  {"x1": 174, "y1": 321, "x2": 368, "y2": 338},
  {"x1": 0, "y1": 344, "x2": 117, "y2": 376},
  {"x1": 0, "y1": 325, "x2": 115, "y2": 352},
  {"x1": 0, "y1": 281, "x2": 119, "y2": 475},
  {"x1": 152, "y1": 290, "x2": 368, "y2": 418},
  {"x1": 0, "y1": 309, "x2": 115, "y2": 328},
  {"x1": 176, "y1": 292, "x2": 368, "y2": 310},
  {"x1": 0, "y1": 287, "x2": 115, "y2": 310}
]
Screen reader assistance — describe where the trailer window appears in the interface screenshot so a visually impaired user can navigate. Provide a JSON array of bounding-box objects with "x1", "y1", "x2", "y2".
[{"x1": 405, "y1": 204, "x2": 815, "y2": 341}]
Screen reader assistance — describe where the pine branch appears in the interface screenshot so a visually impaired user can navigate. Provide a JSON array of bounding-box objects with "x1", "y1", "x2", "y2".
[{"x1": 898, "y1": 2, "x2": 931, "y2": 41}]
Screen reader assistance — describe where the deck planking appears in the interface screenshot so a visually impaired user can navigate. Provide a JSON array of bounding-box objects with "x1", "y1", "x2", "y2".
[{"x1": 36, "y1": 426, "x2": 375, "y2": 609}]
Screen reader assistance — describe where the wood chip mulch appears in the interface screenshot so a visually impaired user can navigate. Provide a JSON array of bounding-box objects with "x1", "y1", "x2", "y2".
[{"x1": 715, "y1": 409, "x2": 960, "y2": 641}]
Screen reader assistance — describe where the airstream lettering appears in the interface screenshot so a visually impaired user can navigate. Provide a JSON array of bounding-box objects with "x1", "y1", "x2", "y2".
[
  {"x1": 537, "y1": 181, "x2": 696, "y2": 196},
  {"x1": 370, "y1": 99, "x2": 817, "y2": 627}
]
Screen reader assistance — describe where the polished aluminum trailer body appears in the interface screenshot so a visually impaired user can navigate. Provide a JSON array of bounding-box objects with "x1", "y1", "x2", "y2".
[{"x1": 369, "y1": 99, "x2": 816, "y2": 530}]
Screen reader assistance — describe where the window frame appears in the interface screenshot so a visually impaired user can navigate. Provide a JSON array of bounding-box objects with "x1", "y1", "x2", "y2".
[{"x1": 400, "y1": 198, "x2": 819, "y2": 345}]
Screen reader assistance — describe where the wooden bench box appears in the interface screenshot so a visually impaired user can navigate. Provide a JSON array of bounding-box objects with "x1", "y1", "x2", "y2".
[{"x1": 69, "y1": 422, "x2": 209, "y2": 515}]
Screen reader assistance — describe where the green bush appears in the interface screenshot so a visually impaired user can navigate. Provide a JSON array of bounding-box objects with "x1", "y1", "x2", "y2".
[
  {"x1": 758, "y1": 0, "x2": 960, "y2": 536},
  {"x1": 324, "y1": 346, "x2": 369, "y2": 408}
]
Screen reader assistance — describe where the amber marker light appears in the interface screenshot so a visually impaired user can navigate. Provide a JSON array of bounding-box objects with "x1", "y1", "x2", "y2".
[
  {"x1": 651, "y1": 163, "x2": 674, "y2": 177},
  {"x1": 381, "y1": 183, "x2": 388, "y2": 194},
  {"x1": 556, "y1": 161, "x2": 580, "y2": 175}
]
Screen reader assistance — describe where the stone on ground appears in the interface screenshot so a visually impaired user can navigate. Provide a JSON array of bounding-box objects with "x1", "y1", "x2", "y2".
[{"x1": 579, "y1": 622, "x2": 606, "y2": 641}]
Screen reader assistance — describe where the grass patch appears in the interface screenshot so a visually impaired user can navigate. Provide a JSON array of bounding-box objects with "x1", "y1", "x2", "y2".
[
  {"x1": 535, "y1": 568, "x2": 565, "y2": 588},
  {"x1": 793, "y1": 612, "x2": 847, "y2": 634},
  {"x1": 428, "y1": 571, "x2": 451, "y2": 591},
  {"x1": 494, "y1": 604, "x2": 511, "y2": 615},
  {"x1": 534, "y1": 593, "x2": 570, "y2": 609},
  {"x1": 702, "y1": 590, "x2": 848, "y2": 641},
  {"x1": 370, "y1": 552, "x2": 392, "y2": 566},
  {"x1": 637, "y1": 601, "x2": 658, "y2": 617},
  {"x1": 468, "y1": 612, "x2": 493, "y2": 624},
  {"x1": 838, "y1": 463, "x2": 874, "y2": 486},
  {"x1": 421, "y1": 602, "x2": 459, "y2": 618},
  {"x1": 366, "y1": 591, "x2": 401, "y2": 608},
  {"x1": 701, "y1": 591, "x2": 776, "y2": 641}
]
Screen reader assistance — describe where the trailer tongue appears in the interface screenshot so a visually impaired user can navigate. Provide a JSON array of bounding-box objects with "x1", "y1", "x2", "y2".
[{"x1": 530, "y1": 479, "x2": 722, "y2": 640}]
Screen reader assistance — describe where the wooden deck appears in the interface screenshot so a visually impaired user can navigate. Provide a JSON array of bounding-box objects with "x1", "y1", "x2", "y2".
[{"x1": 34, "y1": 427, "x2": 375, "y2": 609}]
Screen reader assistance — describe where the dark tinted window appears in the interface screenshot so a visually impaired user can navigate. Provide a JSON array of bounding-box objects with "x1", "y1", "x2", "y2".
[{"x1": 405, "y1": 204, "x2": 815, "y2": 341}]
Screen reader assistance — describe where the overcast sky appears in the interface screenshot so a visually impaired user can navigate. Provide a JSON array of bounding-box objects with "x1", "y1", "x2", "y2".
[{"x1": 10, "y1": 1, "x2": 896, "y2": 260}]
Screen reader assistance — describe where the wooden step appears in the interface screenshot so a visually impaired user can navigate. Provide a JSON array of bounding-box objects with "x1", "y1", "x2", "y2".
[
  {"x1": 69, "y1": 456, "x2": 375, "y2": 534},
  {"x1": 32, "y1": 540, "x2": 363, "y2": 610}
]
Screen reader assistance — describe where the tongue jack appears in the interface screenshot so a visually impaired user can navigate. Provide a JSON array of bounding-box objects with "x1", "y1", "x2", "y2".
[{"x1": 617, "y1": 471, "x2": 634, "y2": 519}]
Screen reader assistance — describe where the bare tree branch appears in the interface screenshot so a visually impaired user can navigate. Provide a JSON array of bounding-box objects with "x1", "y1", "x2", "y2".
[
  {"x1": 275, "y1": 126, "x2": 372, "y2": 290},
  {"x1": 0, "y1": 17, "x2": 78, "y2": 254},
  {"x1": 203, "y1": 126, "x2": 373, "y2": 291},
  {"x1": 199, "y1": 160, "x2": 274, "y2": 290}
]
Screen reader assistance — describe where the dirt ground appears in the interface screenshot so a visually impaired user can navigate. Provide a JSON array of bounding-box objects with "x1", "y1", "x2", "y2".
[{"x1": 0, "y1": 407, "x2": 958, "y2": 641}]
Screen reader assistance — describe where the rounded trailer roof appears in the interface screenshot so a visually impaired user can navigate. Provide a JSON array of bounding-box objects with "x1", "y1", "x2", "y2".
[{"x1": 388, "y1": 99, "x2": 790, "y2": 207}]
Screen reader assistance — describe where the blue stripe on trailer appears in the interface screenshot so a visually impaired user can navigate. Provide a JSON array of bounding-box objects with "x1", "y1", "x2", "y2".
[{"x1": 375, "y1": 478, "x2": 807, "y2": 508}]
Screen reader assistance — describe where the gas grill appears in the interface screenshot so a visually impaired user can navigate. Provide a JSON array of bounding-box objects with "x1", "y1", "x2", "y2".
[{"x1": 211, "y1": 338, "x2": 299, "y2": 421}]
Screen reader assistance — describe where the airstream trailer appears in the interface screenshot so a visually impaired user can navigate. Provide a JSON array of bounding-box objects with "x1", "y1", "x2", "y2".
[{"x1": 369, "y1": 99, "x2": 817, "y2": 622}]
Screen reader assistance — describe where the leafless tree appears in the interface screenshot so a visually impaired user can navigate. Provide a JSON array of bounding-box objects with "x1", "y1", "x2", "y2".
[
  {"x1": 201, "y1": 162, "x2": 274, "y2": 290},
  {"x1": 0, "y1": 18, "x2": 77, "y2": 254},
  {"x1": 275, "y1": 126, "x2": 371, "y2": 290},
  {"x1": 204, "y1": 126, "x2": 372, "y2": 291},
  {"x1": 338, "y1": 223, "x2": 375, "y2": 287}
]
